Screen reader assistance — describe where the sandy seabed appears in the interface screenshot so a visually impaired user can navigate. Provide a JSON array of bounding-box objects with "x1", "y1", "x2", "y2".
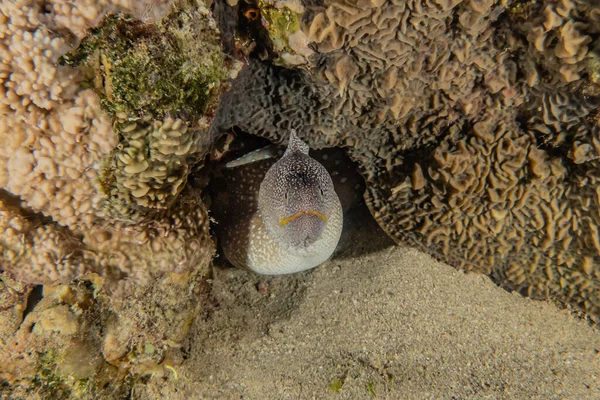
[{"x1": 136, "y1": 205, "x2": 600, "y2": 400}]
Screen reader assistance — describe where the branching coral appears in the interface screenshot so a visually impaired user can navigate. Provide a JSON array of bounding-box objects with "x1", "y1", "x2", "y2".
[{"x1": 0, "y1": 0, "x2": 116, "y2": 229}]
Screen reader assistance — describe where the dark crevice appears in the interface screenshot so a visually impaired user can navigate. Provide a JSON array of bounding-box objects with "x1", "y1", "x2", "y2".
[
  {"x1": 23, "y1": 285, "x2": 44, "y2": 317},
  {"x1": 399, "y1": 144, "x2": 437, "y2": 172},
  {"x1": 0, "y1": 189, "x2": 54, "y2": 226},
  {"x1": 212, "y1": 0, "x2": 237, "y2": 56},
  {"x1": 213, "y1": 0, "x2": 275, "y2": 62}
]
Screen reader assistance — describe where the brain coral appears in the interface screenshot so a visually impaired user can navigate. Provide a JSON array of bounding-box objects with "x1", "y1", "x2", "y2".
[{"x1": 214, "y1": 0, "x2": 600, "y2": 318}]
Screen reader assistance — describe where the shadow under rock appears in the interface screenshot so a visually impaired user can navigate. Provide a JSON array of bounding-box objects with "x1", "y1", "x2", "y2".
[{"x1": 333, "y1": 199, "x2": 397, "y2": 261}]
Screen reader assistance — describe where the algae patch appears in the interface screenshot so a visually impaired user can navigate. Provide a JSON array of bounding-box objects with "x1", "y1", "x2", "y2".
[
  {"x1": 258, "y1": 0, "x2": 300, "y2": 53},
  {"x1": 328, "y1": 376, "x2": 345, "y2": 392},
  {"x1": 254, "y1": 0, "x2": 312, "y2": 66},
  {"x1": 60, "y1": 0, "x2": 229, "y2": 121},
  {"x1": 31, "y1": 350, "x2": 73, "y2": 399}
]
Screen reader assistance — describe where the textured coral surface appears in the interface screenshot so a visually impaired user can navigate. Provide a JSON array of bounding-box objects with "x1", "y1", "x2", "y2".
[
  {"x1": 214, "y1": 0, "x2": 600, "y2": 318},
  {"x1": 0, "y1": 0, "x2": 221, "y2": 397},
  {"x1": 1, "y1": 0, "x2": 600, "y2": 397}
]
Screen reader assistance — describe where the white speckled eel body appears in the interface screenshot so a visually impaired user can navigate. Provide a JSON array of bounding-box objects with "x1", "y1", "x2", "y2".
[
  {"x1": 230, "y1": 199, "x2": 342, "y2": 275},
  {"x1": 213, "y1": 136, "x2": 344, "y2": 275},
  {"x1": 215, "y1": 158, "x2": 343, "y2": 275}
]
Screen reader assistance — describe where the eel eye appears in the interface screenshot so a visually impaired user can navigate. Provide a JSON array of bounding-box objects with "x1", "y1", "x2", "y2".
[{"x1": 317, "y1": 187, "x2": 324, "y2": 201}]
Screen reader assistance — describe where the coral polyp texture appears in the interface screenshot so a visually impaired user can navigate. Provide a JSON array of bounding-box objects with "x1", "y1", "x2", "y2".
[
  {"x1": 214, "y1": 0, "x2": 600, "y2": 317},
  {"x1": 0, "y1": 0, "x2": 227, "y2": 289},
  {"x1": 0, "y1": 0, "x2": 227, "y2": 396},
  {"x1": 59, "y1": 2, "x2": 232, "y2": 220}
]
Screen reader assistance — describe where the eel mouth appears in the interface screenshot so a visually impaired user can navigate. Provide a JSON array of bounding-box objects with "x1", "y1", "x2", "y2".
[{"x1": 280, "y1": 210, "x2": 327, "y2": 226}]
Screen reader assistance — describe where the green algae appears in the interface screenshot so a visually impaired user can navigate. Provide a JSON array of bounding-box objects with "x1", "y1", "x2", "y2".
[
  {"x1": 257, "y1": 1, "x2": 301, "y2": 54},
  {"x1": 506, "y1": 0, "x2": 538, "y2": 21},
  {"x1": 31, "y1": 350, "x2": 72, "y2": 399},
  {"x1": 586, "y1": 53, "x2": 600, "y2": 85},
  {"x1": 328, "y1": 377, "x2": 345, "y2": 392},
  {"x1": 60, "y1": 0, "x2": 229, "y2": 122},
  {"x1": 31, "y1": 349, "x2": 100, "y2": 400}
]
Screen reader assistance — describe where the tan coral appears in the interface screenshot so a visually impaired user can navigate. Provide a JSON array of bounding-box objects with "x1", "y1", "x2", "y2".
[
  {"x1": 0, "y1": 186, "x2": 213, "y2": 297},
  {"x1": 40, "y1": 0, "x2": 172, "y2": 38},
  {"x1": 0, "y1": 281, "x2": 103, "y2": 385},
  {"x1": 0, "y1": 0, "x2": 170, "y2": 230},
  {"x1": 0, "y1": 0, "x2": 218, "y2": 397},
  {"x1": 301, "y1": 0, "x2": 516, "y2": 134},
  {"x1": 0, "y1": 198, "x2": 92, "y2": 284},
  {"x1": 105, "y1": 115, "x2": 210, "y2": 219},
  {"x1": 0, "y1": 277, "x2": 200, "y2": 396},
  {"x1": 515, "y1": 0, "x2": 599, "y2": 151},
  {"x1": 1, "y1": 0, "x2": 218, "y2": 282},
  {"x1": 0, "y1": 90, "x2": 117, "y2": 229},
  {"x1": 0, "y1": 185, "x2": 214, "y2": 395},
  {"x1": 364, "y1": 110, "x2": 600, "y2": 311}
]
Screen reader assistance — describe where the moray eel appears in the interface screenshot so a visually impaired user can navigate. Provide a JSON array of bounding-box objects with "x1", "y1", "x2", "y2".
[{"x1": 213, "y1": 130, "x2": 343, "y2": 275}]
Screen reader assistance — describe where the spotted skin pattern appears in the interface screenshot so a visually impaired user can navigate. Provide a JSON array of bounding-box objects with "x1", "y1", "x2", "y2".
[{"x1": 214, "y1": 131, "x2": 343, "y2": 275}]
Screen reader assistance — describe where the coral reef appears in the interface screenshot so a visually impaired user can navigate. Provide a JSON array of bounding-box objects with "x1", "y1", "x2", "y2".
[
  {"x1": 0, "y1": 0, "x2": 225, "y2": 289},
  {"x1": 0, "y1": 271, "x2": 210, "y2": 398},
  {"x1": 214, "y1": 0, "x2": 600, "y2": 318},
  {"x1": 103, "y1": 115, "x2": 213, "y2": 219},
  {"x1": 60, "y1": 8, "x2": 229, "y2": 121},
  {"x1": 0, "y1": 0, "x2": 179, "y2": 231},
  {"x1": 0, "y1": 280, "x2": 111, "y2": 398},
  {"x1": 0, "y1": 0, "x2": 226, "y2": 397},
  {"x1": 1, "y1": 0, "x2": 600, "y2": 396},
  {"x1": 59, "y1": 2, "x2": 235, "y2": 220}
]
